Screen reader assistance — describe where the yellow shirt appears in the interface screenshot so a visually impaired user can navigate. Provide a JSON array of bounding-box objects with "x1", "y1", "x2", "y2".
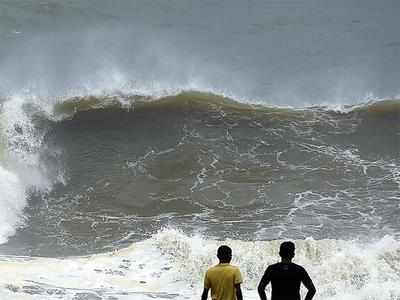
[{"x1": 204, "y1": 263, "x2": 243, "y2": 300}]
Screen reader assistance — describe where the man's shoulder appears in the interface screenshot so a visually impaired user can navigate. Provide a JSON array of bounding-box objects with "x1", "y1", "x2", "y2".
[
  {"x1": 207, "y1": 264, "x2": 240, "y2": 273},
  {"x1": 291, "y1": 262, "x2": 307, "y2": 271},
  {"x1": 267, "y1": 262, "x2": 281, "y2": 270},
  {"x1": 226, "y1": 264, "x2": 240, "y2": 270},
  {"x1": 206, "y1": 264, "x2": 219, "y2": 273}
]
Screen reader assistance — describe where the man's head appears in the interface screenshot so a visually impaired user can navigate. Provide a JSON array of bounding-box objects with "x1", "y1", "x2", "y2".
[
  {"x1": 279, "y1": 241, "x2": 295, "y2": 260},
  {"x1": 217, "y1": 245, "x2": 232, "y2": 263}
]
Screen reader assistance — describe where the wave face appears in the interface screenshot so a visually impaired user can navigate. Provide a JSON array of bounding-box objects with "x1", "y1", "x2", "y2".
[{"x1": 0, "y1": 91, "x2": 398, "y2": 256}]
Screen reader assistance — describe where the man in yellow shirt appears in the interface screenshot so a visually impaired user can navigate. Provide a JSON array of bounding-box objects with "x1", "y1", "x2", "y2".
[{"x1": 201, "y1": 245, "x2": 243, "y2": 300}]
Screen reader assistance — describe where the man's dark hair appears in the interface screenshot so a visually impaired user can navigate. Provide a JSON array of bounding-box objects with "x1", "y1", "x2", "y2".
[
  {"x1": 217, "y1": 245, "x2": 232, "y2": 261},
  {"x1": 279, "y1": 241, "x2": 295, "y2": 259}
]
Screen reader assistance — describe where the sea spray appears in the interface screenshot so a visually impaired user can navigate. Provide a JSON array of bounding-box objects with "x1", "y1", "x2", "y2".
[
  {"x1": 0, "y1": 94, "x2": 57, "y2": 244},
  {"x1": 0, "y1": 166, "x2": 26, "y2": 243}
]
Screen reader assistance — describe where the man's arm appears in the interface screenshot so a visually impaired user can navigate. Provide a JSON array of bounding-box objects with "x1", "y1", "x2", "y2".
[
  {"x1": 302, "y1": 270, "x2": 316, "y2": 300},
  {"x1": 257, "y1": 268, "x2": 271, "y2": 300},
  {"x1": 235, "y1": 283, "x2": 243, "y2": 300},
  {"x1": 201, "y1": 288, "x2": 209, "y2": 300}
]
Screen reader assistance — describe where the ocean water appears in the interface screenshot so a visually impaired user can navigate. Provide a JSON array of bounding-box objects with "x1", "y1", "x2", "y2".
[{"x1": 0, "y1": 1, "x2": 399, "y2": 299}]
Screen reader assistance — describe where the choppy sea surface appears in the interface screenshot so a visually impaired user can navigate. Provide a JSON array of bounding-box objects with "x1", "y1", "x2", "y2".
[{"x1": 0, "y1": 1, "x2": 399, "y2": 299}]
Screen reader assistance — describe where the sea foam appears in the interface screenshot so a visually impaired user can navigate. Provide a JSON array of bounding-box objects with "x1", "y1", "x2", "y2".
[{"x1": 0, "y1": 228, "x2": 399, "y2": 300}]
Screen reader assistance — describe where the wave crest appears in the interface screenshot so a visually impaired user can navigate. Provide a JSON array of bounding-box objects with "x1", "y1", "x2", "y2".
[{"x1": 51, "y1": 90, "x2": 400, "y2": 117}]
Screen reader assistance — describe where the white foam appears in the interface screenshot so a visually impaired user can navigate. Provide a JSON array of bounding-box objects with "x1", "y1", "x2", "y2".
[
  {"x1": 0, "y1": 229, "x2": 399, "y2": 299},
  {"x1": 0, "y1": 166, "x2": 26, "y2": 244},
  {"x1": 0, "y1": 93, "x2": 58, "y2": 244}
]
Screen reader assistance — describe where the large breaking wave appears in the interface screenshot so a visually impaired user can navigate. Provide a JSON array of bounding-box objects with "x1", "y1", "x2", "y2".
[
  {"x1": 0, "y1": 89, "x2": 399, "y2": 299},
  {"x1": 1, "y1": 1, "x2": 399, "y2": 298},
  {"x1": 0, "y1": 90, "x2": 399, "y2": 249}
]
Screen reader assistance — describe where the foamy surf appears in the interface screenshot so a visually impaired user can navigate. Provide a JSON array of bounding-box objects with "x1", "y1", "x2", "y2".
[
  {"x1": 0, "y1": 229, "x2": 399, "y2": 300},
  {"x1": 0, "y1": 166, "x2": 26, "y2": 244}
]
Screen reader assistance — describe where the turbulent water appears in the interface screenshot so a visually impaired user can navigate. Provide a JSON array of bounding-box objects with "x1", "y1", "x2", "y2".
[
  {"x1": 1, "y1": 0, "x2": 400, "y2": 299},
  {"x1": 0, "y1": 91, "x2": 399, "y2": 299}
]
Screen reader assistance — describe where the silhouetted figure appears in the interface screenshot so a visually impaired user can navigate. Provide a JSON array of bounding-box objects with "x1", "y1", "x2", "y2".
[
  {"x1": 257, "y1": 241, "x2": 316, "y2": 300},
  {"x1": 201, "y1": 245, "x2": 243, "y2": 300}
]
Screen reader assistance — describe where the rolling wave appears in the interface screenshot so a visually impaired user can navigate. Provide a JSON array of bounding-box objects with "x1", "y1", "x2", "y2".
[
  {"x1": 0, "y1": 89, "x2": 398, "y2": 253},
  {"x1": 1, "y1": 1, "x2": 399, "y2": 298},
  {"x1": 0, "y1": 89, "x2": 398, "y2": 300},
  {"x1": 52, "y1": 90, "x2": 400, "y2": 118}
]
